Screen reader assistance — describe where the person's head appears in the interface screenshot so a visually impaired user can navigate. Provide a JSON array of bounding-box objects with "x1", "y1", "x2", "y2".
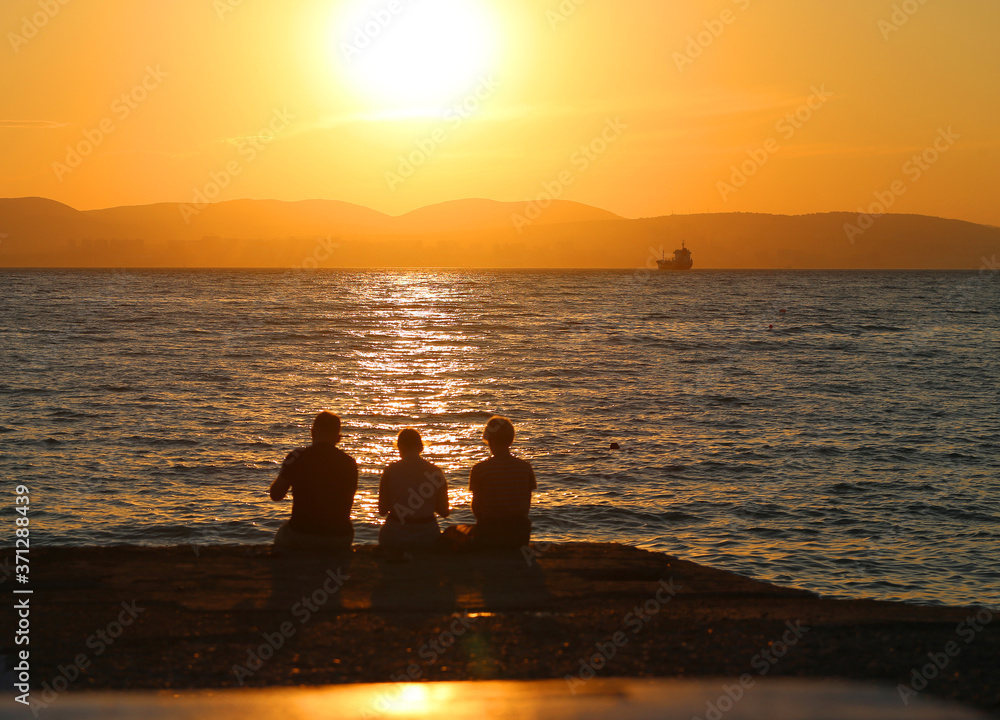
[
  {"x1": 397, "y1": 428, "x2": 423, "y2": 457},
  {"x1": 311, "y1": 411, "x2": 341, "y2": 445},
  {"x1": 483, "y1": 415, "x2": 515, "y2": 453}
]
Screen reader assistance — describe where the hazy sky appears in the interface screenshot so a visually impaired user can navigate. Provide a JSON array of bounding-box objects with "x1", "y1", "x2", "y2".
[{"x1": 2, "y1": 0, "x2": 998, "y2": 224}]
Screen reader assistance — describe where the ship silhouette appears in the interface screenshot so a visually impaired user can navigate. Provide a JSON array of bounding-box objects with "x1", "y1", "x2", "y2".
[{"x1": 657, "y1": 242, "x2": 693, "y2": 271}]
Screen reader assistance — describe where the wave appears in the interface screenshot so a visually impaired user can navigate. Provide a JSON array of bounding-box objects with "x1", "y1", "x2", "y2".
[{"x1": 826, "y1": 482, "x2": 868, "y2": 493}]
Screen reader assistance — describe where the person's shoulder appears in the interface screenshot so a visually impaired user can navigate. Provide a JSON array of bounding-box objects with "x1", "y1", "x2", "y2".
[
  {"x1": 422, "y1": 458, "x2": 445, "y2": 477},
  {"x1": 493, "y1": 453, "x2": 531, "y2": 467},
  {"x1": 279, "y1": 446, "x2": 310, "y2": 479},
  {"x1": 282, "y1": 446, "x2": 309, "y2": 466},
  {"x1": 329, "y1": 445, "x2": 358, "y2": 464},
  {"x1": 383, "y1": 458, "x2": 403, "y2": 474},
  {"x1": 510, "y1": 455, "x2": 535, "y2": 475},
  {"x1": 471, "y1": 458, "x2": 490, "y2": 472},
  {"x1": 513, "y1": 455, "x2": 534, "y2": 469}
]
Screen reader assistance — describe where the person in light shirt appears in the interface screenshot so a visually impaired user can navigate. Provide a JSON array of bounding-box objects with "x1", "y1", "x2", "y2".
[{"x1": 378, "y1": 428, "x2": 450, "y2": 552}]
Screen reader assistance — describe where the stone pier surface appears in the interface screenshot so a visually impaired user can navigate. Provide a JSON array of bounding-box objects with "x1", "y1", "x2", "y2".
[{"x1": 3, "y1": 543, "x2": 997, "y2": 716}]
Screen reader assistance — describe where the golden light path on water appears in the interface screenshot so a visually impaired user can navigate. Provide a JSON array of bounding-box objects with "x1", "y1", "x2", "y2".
[{"x1": 319, "y1": 274, "x2": 497, "y2": 529}]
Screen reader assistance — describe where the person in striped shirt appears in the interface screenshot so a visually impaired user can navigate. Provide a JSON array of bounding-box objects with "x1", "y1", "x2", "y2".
[{"x1": 469, "y1": 415, "x2": 536, "y2": 548}]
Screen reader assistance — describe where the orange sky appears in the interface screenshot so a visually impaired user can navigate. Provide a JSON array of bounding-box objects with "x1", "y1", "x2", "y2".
[{"x1": 2, "y1": 0, "x2": 998, "y2": 224}]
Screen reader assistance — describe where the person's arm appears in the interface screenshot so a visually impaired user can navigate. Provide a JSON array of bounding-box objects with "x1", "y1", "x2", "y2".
[
  {"x1": 469, "y1": 464, "x2": 480, "y2": 519},
  {"x1": 377, "y1": 466, "x2": 391, "y2": 516},
  {"x1": 348, "y1": 459, "x2": 359, "y2": 512},
  {"x1": 270, "y1": 472, "x2": 291, "y2": 501},
  {"x1": 434, "y1": 466, "x2": 450, "y2": 518},
  {"x1": 270, "y1": 451, "x2": 297, "y2": 501},
  {"x1": 523, "y1": 461, "x2": 537, "y2": 514}
]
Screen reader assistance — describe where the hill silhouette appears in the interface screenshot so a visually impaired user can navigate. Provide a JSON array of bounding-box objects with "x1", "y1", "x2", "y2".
[
  {"x1": 85, "y1": 198, "x2": 395, "y2": 242},
  {"x1": 0, "y1": 197, "x2": 996, "y2": 269},
  {"x1": 397, "y1": 198, "x2": 620, "y2": 233}
]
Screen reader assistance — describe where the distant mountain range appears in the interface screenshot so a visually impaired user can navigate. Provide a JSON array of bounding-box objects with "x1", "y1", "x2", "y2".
[{"x1": 0, "y1": 196, "x2": 997, "y2": 269}]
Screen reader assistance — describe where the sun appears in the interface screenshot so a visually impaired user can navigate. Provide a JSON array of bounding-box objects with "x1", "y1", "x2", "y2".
[{"x1": 336, "y1": 0, "x2": 498, "y2": 109}]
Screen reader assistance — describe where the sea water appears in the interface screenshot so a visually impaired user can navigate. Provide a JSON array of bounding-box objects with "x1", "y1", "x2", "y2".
[{"x1": 1, "y1": 268, "x2": 997, "y2": 607}]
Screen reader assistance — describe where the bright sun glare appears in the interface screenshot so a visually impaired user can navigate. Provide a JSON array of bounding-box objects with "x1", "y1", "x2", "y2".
[{"x1": 337, "y1": 0, "x2": 497, "y2": 108}]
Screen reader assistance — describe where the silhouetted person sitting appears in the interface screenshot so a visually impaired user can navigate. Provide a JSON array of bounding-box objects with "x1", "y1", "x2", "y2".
[
  {"x1": 469, "y1": 416, "x2": 536, "y2": 548},
  {"x1": 378, "y1": 428, "x2": 449, "y2": 553},
  {"x1": 269, "y1": 411, "x2": 358, "y2": 552}
]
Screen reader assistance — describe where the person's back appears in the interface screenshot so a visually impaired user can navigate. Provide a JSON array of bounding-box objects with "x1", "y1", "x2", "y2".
[
  {"x1": 281, "y1": 443, "x2": 357, "y2": 536},
  {"x1": 378, "y1": 429, "x2": 449, "y2": 552},
  {"x1": 469, "y1": 416, "x2": 536, "y2": 548},
  {"x1": 470, "y1": 453, "x2": 534, "y2": 521},
  {"x1": 270, "y1": 411, "x2": 358, "y2": 551},
  {"x1": 380, "y1": 456, "x2": 448, "y2": 522}
]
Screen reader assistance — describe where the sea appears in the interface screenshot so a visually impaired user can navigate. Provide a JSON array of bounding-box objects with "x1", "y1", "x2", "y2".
[{"x1": 2, "y1": 268, "x2": 998, "y2": 608}]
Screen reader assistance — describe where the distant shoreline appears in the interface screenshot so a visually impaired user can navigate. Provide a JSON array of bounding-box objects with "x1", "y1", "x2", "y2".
[{"x1": 2, "y1": 197, "x2": 997, "y2": 269}]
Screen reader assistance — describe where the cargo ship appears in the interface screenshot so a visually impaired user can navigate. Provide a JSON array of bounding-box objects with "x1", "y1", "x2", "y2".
[{"x1": 657, "y1": 242, "x2": 693, "y2": 271}]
